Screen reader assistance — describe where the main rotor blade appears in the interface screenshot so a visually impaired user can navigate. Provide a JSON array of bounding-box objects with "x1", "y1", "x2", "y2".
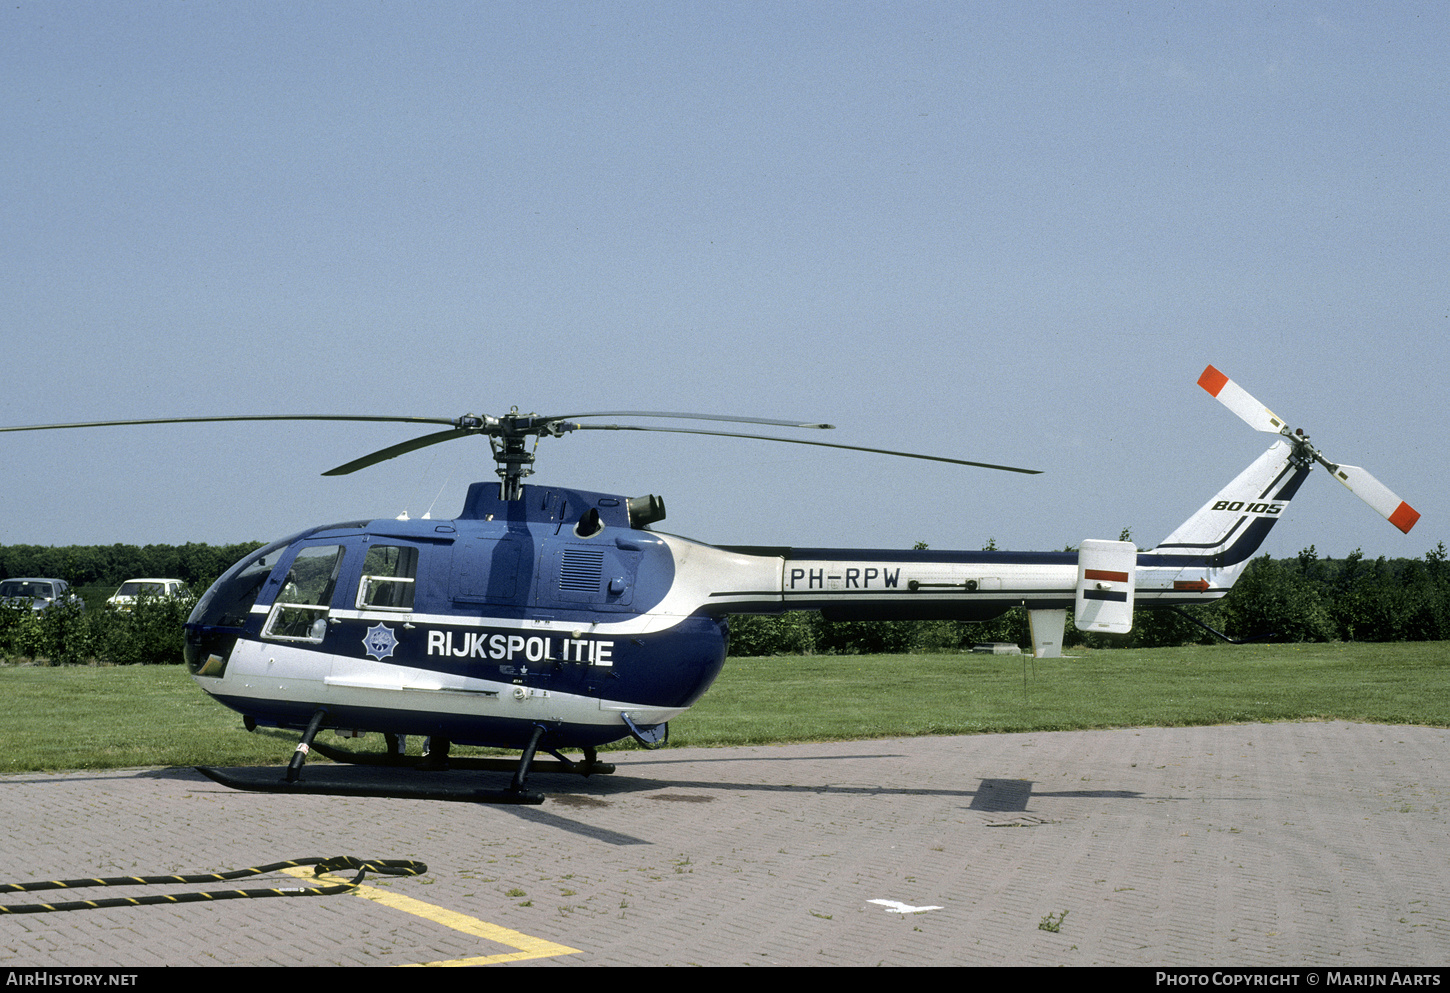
[
  {"x1": 556, "y1": 412, "x2": 834, "y2": 430},
  {"x1": 1197, "y1": 365, "x2": 1287, "y2": 434},
  {"x1": 322, "y1": 428, "x2": 475, "y2": 476},
  {"x1": 575, "y1": 424, "x2": 1040, "y2": 474},
  {"x1": 0, "y1": 414, "x2": 458, "y2": 434},
  {"x1": 1324, "y1": 462, "x2": 1421, "y2": 534}
]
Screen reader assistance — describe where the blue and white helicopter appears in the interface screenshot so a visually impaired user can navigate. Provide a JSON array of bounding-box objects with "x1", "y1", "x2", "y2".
[{"x1": 2, "y1": 367, "x2": 1418, "y2": 802}]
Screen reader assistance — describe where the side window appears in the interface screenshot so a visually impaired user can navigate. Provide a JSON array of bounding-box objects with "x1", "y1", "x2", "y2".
[
  {"x1": 263, "y1": 545, "x2": 345, "y2": 643},
  {"x1": 356, "y1": 544, "x2": 418, "y2": 611}
]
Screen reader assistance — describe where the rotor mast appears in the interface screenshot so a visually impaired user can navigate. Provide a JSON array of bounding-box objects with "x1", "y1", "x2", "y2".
[{"x1": 486, "y1": 412, "x2": 579, "y2": 501}]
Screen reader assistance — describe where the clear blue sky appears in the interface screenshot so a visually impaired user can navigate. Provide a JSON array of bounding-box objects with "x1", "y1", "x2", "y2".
[{"x1": 2, "y1": 1, "x2": 1444, "y2": 561}]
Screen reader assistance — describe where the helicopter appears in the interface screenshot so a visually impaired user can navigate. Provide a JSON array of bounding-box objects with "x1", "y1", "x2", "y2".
[{"x1": 0, "y1": 366, "x2": 1418, "y2": 803}]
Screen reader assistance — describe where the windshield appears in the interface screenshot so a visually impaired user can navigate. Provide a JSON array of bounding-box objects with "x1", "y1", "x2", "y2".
[{"x1": 188, "y1": 532, "x2": 304, "y2": 629}]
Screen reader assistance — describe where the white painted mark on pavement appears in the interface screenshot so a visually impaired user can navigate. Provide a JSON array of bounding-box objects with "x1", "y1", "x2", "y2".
[{"x1": 868, "y1": 899, "x2": 942, "y2": 914}]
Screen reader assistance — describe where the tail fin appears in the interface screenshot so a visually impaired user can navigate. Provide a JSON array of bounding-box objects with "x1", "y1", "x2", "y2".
[{"x1": 1145, "y1": 440, "x2": 1311, "y2": 594}]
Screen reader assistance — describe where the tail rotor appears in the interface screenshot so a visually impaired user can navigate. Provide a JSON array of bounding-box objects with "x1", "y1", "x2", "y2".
[{"x1": 1198, "y1": 365, "x2": 1419, "y2": 534}]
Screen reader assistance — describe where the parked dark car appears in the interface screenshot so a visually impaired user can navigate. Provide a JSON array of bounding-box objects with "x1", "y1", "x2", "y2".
[{"x1": 0, "y1": 578, "x2": 85, "y2": 613}]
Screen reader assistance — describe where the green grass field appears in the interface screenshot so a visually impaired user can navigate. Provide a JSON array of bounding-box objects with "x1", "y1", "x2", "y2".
[{"x1": 1, "y1": 640, "x2": 1447, "y2": 772}]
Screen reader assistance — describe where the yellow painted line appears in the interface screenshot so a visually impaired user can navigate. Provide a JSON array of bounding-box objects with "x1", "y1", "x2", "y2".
[{"x1": 282, "y1": 867, "x2": 581, "y2": 966}]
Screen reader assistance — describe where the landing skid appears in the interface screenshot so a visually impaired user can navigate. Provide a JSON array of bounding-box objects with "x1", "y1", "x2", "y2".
[
  {"x1": 199, "y1": 712, "x2": 613, "y2": 804},
  {"x1": 194, "y1": 764, "x2": 549, "y2": 804}
]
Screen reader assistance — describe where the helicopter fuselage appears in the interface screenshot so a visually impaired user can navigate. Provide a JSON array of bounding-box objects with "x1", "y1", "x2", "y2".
[{"x1": 183, "y1": 468, "x2": 1273, "y2": 753}]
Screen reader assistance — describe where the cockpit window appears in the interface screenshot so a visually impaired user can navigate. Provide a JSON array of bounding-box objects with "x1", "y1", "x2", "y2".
[
  {"x1": 188, "y1": 534, "x2": 299, "y2": 629},
  {"x1": 357, "y1": 544, "x2": 418, "y2": 611},
  {"x1": 263, "y1": 544, "x2": 345, "y2": 643}
]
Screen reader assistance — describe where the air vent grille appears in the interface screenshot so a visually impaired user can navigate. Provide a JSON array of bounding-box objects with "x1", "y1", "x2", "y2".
[{"x1": 559, "y1": 548, "x2": 604, "y2": 592}]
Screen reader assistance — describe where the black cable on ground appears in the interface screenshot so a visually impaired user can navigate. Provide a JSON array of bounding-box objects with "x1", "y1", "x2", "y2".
[{"x1": 0, "y1": 855, "x2": 426, "y2": 915}]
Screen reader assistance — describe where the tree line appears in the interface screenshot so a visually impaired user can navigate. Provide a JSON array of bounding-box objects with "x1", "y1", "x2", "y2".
[{"x1": 0, "y1": 541, "x2": 266, "y2": 595}]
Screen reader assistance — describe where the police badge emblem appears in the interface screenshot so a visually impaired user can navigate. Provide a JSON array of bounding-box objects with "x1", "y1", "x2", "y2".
[{"x1": 362, "y1": 622, "x2": 399, "y2": 661}]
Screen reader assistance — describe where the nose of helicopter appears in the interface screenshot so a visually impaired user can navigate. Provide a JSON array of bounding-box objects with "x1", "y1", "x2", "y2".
[{"x1": 183, "y1": 623, "x2": 236, "y2": 677}]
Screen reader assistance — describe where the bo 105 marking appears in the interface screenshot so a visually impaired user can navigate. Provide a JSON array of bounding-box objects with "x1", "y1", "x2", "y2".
[{"x1": 1212, "y1": 500, "x2": 1284, "y2": 515}]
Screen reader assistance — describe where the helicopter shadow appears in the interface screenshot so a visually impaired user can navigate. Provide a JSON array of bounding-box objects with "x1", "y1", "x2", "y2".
[
  {"x1": 502, "y1": 768, "x2": 1150, "y2": 844},
  {"x1": 12, "y1": 764, "x2": 1156, "y2": 849},
  {"x1": 572, "y1": 771, "x2": 1145, "y2": 809}
]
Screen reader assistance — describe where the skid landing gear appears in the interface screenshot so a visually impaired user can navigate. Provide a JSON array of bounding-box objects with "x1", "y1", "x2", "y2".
[
  {"x1": 284, "y1": 708, "x2": 328, "y2": 784},
  {"x1": 309, "y1": 738, "x2": 615, "y2": 779},
  {"x1": 197, "y1": 718, "x2": 615, "y2": 804}
]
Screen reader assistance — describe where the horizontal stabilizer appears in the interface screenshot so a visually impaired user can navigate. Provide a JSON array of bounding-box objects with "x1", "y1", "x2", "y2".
[{"x1": 1075, "y1": 540, "x2": 1136, "y2": 634}]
